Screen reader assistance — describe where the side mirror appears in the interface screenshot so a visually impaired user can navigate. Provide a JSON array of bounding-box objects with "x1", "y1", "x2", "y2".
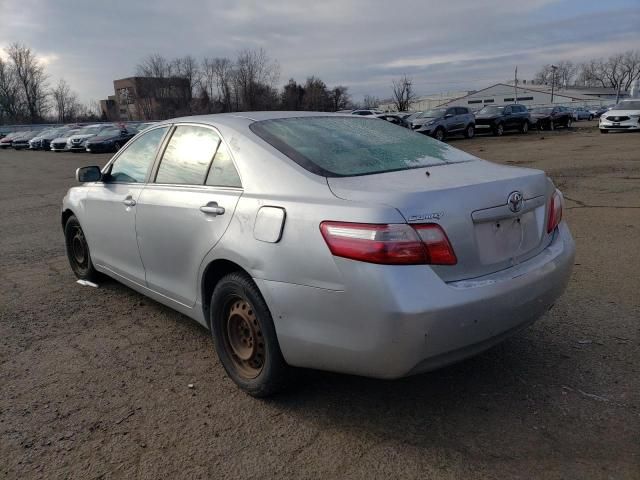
[{"x1": 76, "y1": 166, "x2": 102, "y2": 183}]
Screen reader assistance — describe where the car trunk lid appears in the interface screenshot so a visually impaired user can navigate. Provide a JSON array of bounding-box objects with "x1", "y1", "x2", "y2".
[{"x1": 327, "y1": 160, "x2": 553, "y2": 282}]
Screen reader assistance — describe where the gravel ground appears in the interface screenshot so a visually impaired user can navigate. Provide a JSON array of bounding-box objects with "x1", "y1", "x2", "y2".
[{"x1": 1, "y1": 123, "x2": 639, "y2": 479}]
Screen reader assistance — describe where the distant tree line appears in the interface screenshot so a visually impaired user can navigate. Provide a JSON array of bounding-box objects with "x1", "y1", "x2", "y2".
[
  {"x1": 131, "y1": 49, "x2": 353, "y2": 119},
  {"x1": 0, "y1": 43, "x2": 101, "y2": 125},
  {"x1": 534, "y1": 50, "x2": 640, "y2": 93}
]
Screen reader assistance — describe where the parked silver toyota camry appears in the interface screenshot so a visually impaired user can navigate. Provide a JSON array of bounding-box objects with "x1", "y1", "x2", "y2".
[{"x1": 62, "y1": 112, "x2": 575, "y2": 396}]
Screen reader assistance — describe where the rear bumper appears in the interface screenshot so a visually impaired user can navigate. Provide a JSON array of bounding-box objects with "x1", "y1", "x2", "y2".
[{"x1": 258, "y1": 222, "x2": 575, "y2": 379}]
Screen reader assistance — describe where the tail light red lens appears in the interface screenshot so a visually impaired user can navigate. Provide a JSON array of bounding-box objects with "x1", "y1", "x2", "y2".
[
  {"x1": 319, "y1": 221, "x2": 457, "y2": 265},
  {"x1": 547, "y1": 190, "x2": 563, "y2": 233}
]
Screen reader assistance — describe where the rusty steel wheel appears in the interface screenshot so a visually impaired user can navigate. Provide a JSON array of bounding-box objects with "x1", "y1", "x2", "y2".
[
  {"x1": 223, "y1": 298, "x2": 265, "y2": 379},
  {"x1": 210, "y1": 272, "x2": 292, "y2": 396}
]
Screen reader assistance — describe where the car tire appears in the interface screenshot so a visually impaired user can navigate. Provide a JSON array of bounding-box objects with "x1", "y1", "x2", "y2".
[
  {"x1": 549, "y1": 121, "x2": 555, "y2": 131},
  {"x1": 210, "y1": 272, "x2": 292, "y2": 397},
  {"x1": 600, "y1": 129, "x2": 609, "y2": 134},
  {"x1": 114, "y1": 142, "x2": 122, "y2": 151},
  {"x1": 433, "y1": 127, "x2": 445, "y2": 142},
  {"x1": 64, "y1": 215, "x2": 100, "y2": 281},
  {"x1": 566, "y1": 118, "x2": 572, "y2": 128},
  {"x1": 464, "y1": 124, "x2": 475, "y2": 139},
  {"x1": 520, "y1": 121, "x2": 529, "y2": 134},
  {"x1": 589, "y1": 115, "x2": 593, "y2": 121},
  {"x1": 493, "y1": 123, "x2": 504, "y2": 136}
]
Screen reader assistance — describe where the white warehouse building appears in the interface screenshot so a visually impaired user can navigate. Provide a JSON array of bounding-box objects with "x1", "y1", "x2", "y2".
[{"x1": 438, "y1": 83, "x2": 617, "y2": 110}]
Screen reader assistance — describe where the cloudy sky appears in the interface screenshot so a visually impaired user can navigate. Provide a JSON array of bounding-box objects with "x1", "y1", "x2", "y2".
[{"x1": 1, "y1": 0, "x2": 639, "y2": 103}]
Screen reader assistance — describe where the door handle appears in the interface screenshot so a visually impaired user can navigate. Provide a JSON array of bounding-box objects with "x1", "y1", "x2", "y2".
[
  {"x1": 200, "y1": 202, "x2": 225, "y2": 216},
  {"x1": 123, "y1": 197, "x2": 136, "y2": 207}
]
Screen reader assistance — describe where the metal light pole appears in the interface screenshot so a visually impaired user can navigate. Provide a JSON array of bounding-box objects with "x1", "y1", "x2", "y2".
[{"x1": 550, "y1": 65, "x2": 558, "y2": 104}]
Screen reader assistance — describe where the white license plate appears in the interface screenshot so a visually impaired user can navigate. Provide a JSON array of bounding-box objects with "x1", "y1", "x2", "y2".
[{"x1": 476, "y1": 125, "x2": 491, "y2": 129}]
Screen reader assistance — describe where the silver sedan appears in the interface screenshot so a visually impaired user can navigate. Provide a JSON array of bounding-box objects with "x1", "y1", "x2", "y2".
[{"x1": 63, "y1": 112, "x2": 575, "y2": 396}]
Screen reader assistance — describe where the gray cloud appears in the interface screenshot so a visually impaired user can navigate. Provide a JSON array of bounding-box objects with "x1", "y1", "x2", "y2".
[{"x1": 1, "y1": 0, "x2": 638, "y2": 103}]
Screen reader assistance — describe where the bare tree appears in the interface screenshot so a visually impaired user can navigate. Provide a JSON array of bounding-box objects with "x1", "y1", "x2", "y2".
[
  {"x1": 6, "y1": 43, "x2": 49, "y2": 122},
  {"x1": 302, "y1": 76, "x2": 329, "y2": 111},
  {"x1": 534, "y1": 61, "x2": 577, "y2": 88},
  {"x1": 578, "y1": 50, "x2": 640, "y2": 94},
  {"x1": 329, "y1": 86, "x2": 350, "y2": 111},
  {"x1": 51, "y1": 79, "x2": 78, "y2": 123},
  {"x1": 0, "y1": 56, "x2": 23, "y2": 122},
  {"x1": 235, "y1": 48, "x2": 279, "y2": 110},
  {"x1": 363, "y1": 95, "x2": 380, "y2": 109},
  {"x1": 391, "y1": 76, "x2": 416, "y2": 111},
  {"x1": 202, "y1": 57, "x2": 235, "y2": 112}
]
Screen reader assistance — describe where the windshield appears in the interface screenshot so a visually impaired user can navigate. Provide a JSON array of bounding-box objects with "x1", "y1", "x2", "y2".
[
  {"x1": 531, "y1": 107, "x2": 553, "y2": 114},
  {"x1": 478, "y1": 106, "x2": 504, "y2": 115},
  {"x1": 250, "y1": 116, "x2": 471, "y2": 177},
  {"x1": 418, "y1": 109, "x2": 446, "y2": 118},
  {"x1": 78, "y1": 126, "x2": 104, "y2": 135},
  {"x1": 614, "y1": 101, "x2": 640, "y2": 110},
  {"x1": 98, "y1": 128, "x2": 123, "y2": 137}
]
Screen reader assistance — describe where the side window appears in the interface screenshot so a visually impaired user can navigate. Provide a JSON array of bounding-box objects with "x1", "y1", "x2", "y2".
[
  {"x1": 455, "y1": 107, "x2": 468, "y2": 115},
  {"x1": 155, "y1": 125, "x2": 220, "y2": 185},
  {"x1": 205, "y1": 141, "x2": 242, "y2": 188},
  {"x1": 109, "y1": 127, "x2": 168, "y2": 183},
  {"x1": 504, "y1": 107, "x2": 512, "y2": 115},
  {"x1": 446, "y1": 108, "x2": 456, "y2": 117}
]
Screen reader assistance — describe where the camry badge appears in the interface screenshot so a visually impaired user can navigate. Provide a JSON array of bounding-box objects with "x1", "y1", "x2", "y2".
[{"x1": 507, "y1": 191, "x2": 524, "y2": 213}]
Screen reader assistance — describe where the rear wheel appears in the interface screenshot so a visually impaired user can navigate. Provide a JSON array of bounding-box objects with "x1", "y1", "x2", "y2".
[
  {"x1": 64, "y1": 215, "x2": 100, "y2": 281},
  {"x1": 433, "y1": 127, "x2": 445, "y2": 142},
  {"x1": 520, "y1": 121, "x2": 529, "y2": 134},
  {"x1": 464, "y1": 124, "x2": 475, "y2": 139},
  {"x1": 493, "y1": 123, "x2": 504, "y2": 136},
  {"x1": 210, "y1": 272, "x2": 292, "y2": 397}
]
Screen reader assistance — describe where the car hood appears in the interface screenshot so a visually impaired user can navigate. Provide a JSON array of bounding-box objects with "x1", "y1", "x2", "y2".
[
  {"x1": 530, "y1": 112, "x2": 552, "y2": 118},
  {"x1": 602, "y1": 109, "x2": 640, "y2": 116},
  {"x1": 51, "y1": 136, "x2": 72, "y2": 142}
]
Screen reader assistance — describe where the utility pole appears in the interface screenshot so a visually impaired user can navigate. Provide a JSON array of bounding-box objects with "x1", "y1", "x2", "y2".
[
  {"x1": 514, "y1": 66, "x2": 518, "y2": 104},
  {"x1": 550, "y1": 65, "x2": 558, "y2": 104}
]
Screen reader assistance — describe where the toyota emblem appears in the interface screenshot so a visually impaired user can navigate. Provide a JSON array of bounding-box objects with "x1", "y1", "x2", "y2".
[{"x1": 507, "y1": 191, "x2": 524, "y2": 213}]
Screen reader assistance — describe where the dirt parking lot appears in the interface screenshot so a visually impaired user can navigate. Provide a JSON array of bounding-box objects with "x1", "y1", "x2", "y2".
[{"x1": 1, "y1": 123, "x2": 639, "y2": 479}]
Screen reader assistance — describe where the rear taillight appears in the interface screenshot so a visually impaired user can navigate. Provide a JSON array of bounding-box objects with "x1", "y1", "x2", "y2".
[
  {"x1": 547, "y1": 190, "x2": 563, "y2": 233},
  {"x1": 319, "y1": 221, "x2": 457, "y2": 265}
]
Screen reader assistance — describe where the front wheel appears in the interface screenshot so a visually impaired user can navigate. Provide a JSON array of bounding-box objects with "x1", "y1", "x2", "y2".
[
  {"x1": 520, "y1": 121, "x2": 529, "y2": 134},
  {"x1": 464, "y1": 124, "x2": 475, "y2": 139},
  {"x1": 433, "y1": 127, "x2": 445, "y2": 142},
  {"x1": 210, "y1": 272, "x2": 292, "y2": 397},
  {"x1": 64, "y1": 215, "x2": 100, "y2": 281},
  {"x1": 114, "y1": 141, "x2": 122, "y2": 152},
  {"x1": 566, "y1": 118, "x2": 572, "y2": 128},
  {"x1": 493, "y1": 123, "x2": 504, "y2": 136}
]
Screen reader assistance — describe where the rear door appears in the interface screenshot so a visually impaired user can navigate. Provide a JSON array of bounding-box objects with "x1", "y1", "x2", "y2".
[{"x1": 135, "y1": 124, "x2": 243, "y2": 306}]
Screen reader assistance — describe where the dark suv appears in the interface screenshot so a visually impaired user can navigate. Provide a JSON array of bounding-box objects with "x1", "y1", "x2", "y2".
[
  {"x1": 410, "y1": 106, "x2": 476, "y2": 141},
  {"x1": 530, "y1": 106, "x2": 573, "y2": 130},
  {"x1": 474, "y1": 104, "x2": 531, "y2": 135}
]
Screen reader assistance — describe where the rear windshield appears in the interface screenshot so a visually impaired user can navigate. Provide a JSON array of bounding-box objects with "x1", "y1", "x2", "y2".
[{"x1": 250, "y1": 116, "x2": 472, "y2": 177}]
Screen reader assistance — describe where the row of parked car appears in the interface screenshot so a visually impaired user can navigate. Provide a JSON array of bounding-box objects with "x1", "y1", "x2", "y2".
[
  {"x1": 349, "y1": 102, "x2": 634, "y2": 140},
  {"x1": 0, "y1": 121, "x2": 156, "y2": 153}
]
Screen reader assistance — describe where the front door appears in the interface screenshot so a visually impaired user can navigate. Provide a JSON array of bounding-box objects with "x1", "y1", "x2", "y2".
[
  {"x1": 82, "y1": 126, "x2": 169, "y2": 284},
  {"x1": 135, "y1": 124, "x2": 243, "y2": 306}
]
